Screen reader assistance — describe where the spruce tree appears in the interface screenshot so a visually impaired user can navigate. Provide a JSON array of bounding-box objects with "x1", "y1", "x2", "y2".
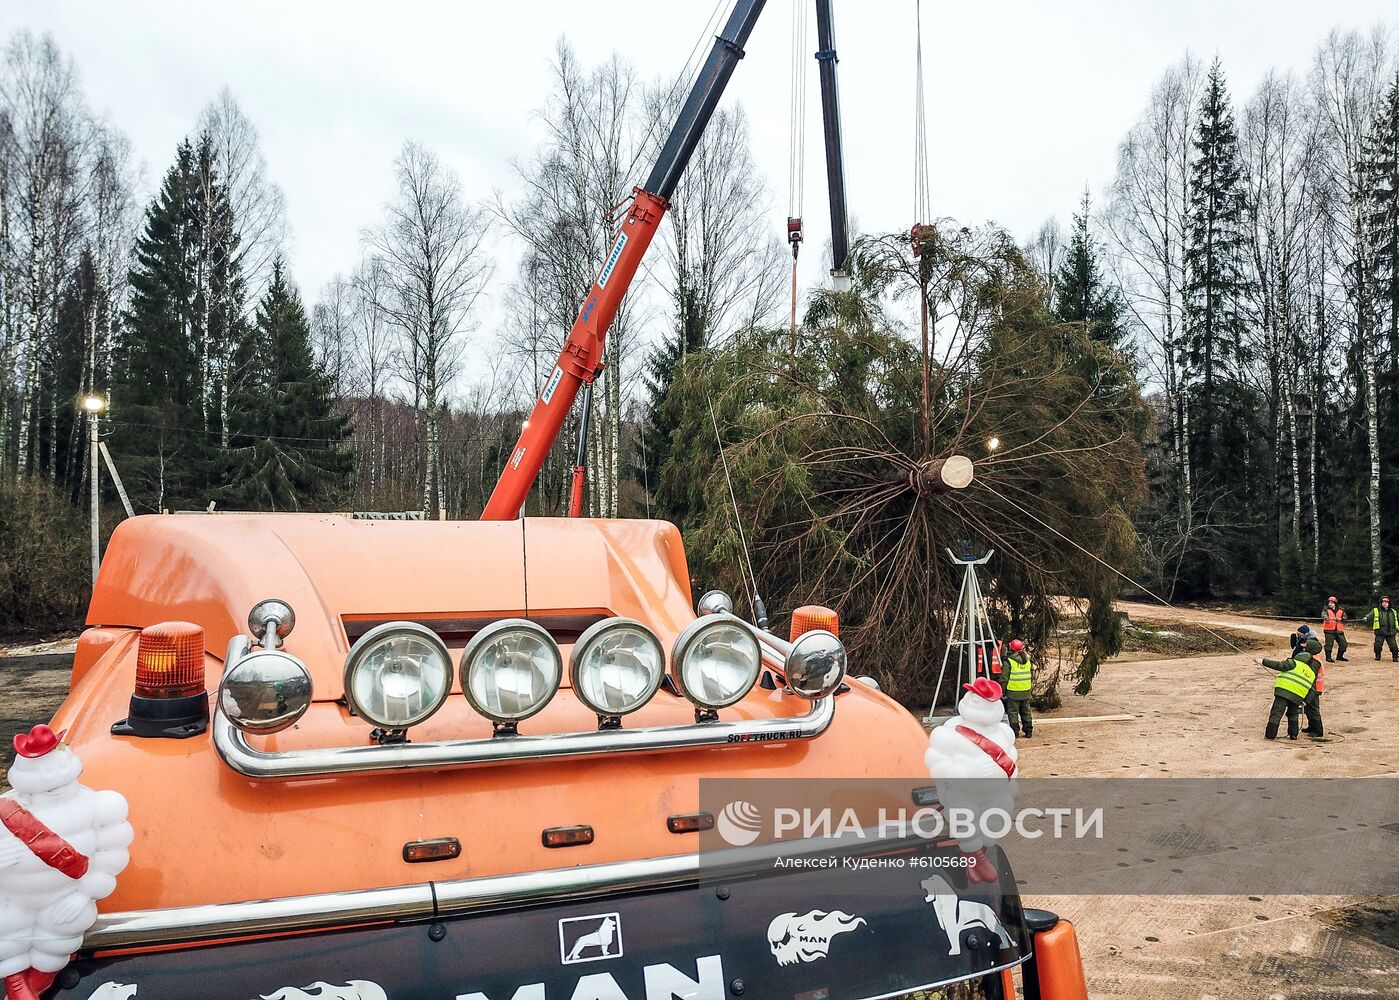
[
  {"x1": 109, "y1": 142, "x2": 213, "y2": 510},
  {"x1": 640, "y1": 280, "x2": 708, "y2": 513},
  {"x1": 1053, "y1": 191, "x2": 1130, "y2": 352},
  {"x1": 219, "y1": 260, "x2": 351, "y2": 510},
  {"x1": 1185, "y1": 61, "x2": 1251, "y2": 423},
  {"x1": 1182, "y1": 60, "x2": 1257, "y2": 593}
]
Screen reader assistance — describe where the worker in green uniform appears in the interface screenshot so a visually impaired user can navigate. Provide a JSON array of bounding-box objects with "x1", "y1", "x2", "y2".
[
  {"x1": 1260, "y1": 638, "x2": 1321, "y2": 740},
  {"x1": 1371, "y1": 596, "x2": 1398, "y2": 662},
  {"x1": 1003, "y1": 638, "x2": 1033, "y2": 738},
  {"x1": 1301, "y1": 638, "x2": 1326, "y2": 738}
]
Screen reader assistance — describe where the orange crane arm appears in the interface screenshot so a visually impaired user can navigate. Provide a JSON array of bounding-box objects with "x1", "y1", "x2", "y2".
[{"x1": 482, "y1": 0, "x2": 769, "y2": 520}]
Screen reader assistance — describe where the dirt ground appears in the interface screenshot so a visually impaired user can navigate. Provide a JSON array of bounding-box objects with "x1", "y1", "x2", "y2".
[
  {"x1": 0, "y1": 634, "x2": 78, "y2": 791},
  {"x1": 1019, "y1": 601, "x2": 1399, "y2": 999},
  {"x1": 3, "y1": 611, "x2": 1397, "y2": 997}
]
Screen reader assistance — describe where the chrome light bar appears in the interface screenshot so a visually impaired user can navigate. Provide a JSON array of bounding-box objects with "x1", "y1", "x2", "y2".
[
  {"x1": 86, "y1": 825, "x2": 923, "y2": 951},
  {"x1": 212, "y1": 628, "x2": 834, "y2": 780}
]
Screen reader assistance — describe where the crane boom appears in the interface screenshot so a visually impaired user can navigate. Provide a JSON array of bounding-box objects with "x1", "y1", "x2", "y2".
[
  {"x1": 482, "y1": 0, "x2": 769, "y2": 520},
  {"x1": 814, "y1": 0, "x2": 850, "y2": 281}
]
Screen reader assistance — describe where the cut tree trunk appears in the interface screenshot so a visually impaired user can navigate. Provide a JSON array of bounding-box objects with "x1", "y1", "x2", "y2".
[{"x1": 907, "y1": 455, "x2": 975, "y2": 496}]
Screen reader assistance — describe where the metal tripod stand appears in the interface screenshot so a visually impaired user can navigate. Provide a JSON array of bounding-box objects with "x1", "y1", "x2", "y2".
[{"x1": 923, "y1": 548, "x2": 999, "y2": 723}]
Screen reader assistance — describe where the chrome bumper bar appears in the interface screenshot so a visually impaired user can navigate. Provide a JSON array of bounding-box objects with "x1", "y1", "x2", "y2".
[
  {"x1": 86, "y1": 827, "x2": 920, "y2": 951},
  {"x1": 213, "y1": 625, "x2": 833, "y2": 780}
]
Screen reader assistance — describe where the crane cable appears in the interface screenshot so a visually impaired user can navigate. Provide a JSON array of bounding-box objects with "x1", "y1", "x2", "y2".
[
  {"x1": 787, "y1": 0, "x2": 810, "y2": 341},
  {"x1": 995, "y1": 481, "x2": 1249, "y2": 657},
  {"x1": 912, "y1": 0, "x2": 934, "y2": 453},
  {"x1": 912, "y1": 0, "x2": 932, "y2": 226}
]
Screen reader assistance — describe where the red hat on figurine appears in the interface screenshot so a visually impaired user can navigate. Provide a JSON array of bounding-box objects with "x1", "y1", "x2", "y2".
[
  {"x1": 963, "y1": 678, "x2": 1003, "y2": 701},
  {"x1": 13, "y1": 723, "x2": 66, "y2": 758}
]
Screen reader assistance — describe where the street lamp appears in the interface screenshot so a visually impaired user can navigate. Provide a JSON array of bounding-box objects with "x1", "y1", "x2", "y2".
[{"x1": 80, "y1": 394, "x2": 107, "y2": 585}]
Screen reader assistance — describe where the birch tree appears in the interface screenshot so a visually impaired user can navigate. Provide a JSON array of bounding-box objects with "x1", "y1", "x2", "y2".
[
  {"x1": 368, "y1": 141, "x2": 492, "y2": 516},
  {"x1": 350, "y1": 256, "x2": 397, "y2": 504},
  {"x1": 496, "y1": 40, "x2": 644, "y2": 517},
  {"x1": 197, "y1": 89, "x2": 287, "y2": 445},
  {"x1": 1310, "y1": 28, "x2": 1393, "y2": 591},
  {"x1": 1, "y1": 32, "x2": 87, "y2": 478},
  {"x1": 1105, "y1": 55, "x2": 1204, "y2": 593},
  {"x1": 1240, "y1": 71, "x2": 1319, "y2": 574}
]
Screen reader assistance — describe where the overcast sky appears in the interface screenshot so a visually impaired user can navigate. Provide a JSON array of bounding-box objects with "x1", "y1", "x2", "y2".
[{"x1": 3, "y1": 1, "x2": 1396, "y2": 361}]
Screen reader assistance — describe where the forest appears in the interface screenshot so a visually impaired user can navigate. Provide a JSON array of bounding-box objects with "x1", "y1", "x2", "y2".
[{"x1": 0, "y1": 25, "x2": 1397, "y2": 702}]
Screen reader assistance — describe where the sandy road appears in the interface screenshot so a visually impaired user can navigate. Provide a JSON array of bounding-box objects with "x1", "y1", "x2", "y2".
[{"x1": 1019, "y1": 602, "x2": 1399, "y2": 998}]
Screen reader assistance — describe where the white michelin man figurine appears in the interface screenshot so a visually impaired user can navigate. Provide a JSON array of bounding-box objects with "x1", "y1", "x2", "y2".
[
  {"x1": 0, "y1": 725, "x2": 133, "y2": 1000},
  {"x1": 923, "y1": 678, "x2": 1020, "y2": 885}
]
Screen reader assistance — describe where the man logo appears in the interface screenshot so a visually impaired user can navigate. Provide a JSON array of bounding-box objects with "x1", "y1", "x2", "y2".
[
  {"x1": 259, "y1": 984, "x2": 388, "y2": 1000},
  {"x1": 558, "y1": 912, "x2": 623, "y2": 965},
  {"x1": 767, "y1": 910, "x2": 867, "y2": 966},
  {"x1": 716, "y1": 800, "x2": 762, "y2": 846}
]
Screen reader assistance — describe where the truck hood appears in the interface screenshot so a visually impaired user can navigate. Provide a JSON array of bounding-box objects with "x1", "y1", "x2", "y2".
[{"x1": 87, "y1": 514, "x2": 695, "y2": 701}]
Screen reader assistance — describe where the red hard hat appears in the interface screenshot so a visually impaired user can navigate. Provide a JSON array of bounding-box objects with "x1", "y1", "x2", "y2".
[
  {"x1": 1328, "y1": 596, "x2": 1338, "y2": 603},
  {"x1": 1009, "y1": 639, "x2": 1025, "y2": 652}
]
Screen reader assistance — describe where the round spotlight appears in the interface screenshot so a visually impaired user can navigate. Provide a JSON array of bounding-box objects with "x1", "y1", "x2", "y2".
[
  {"x1": 570, "y1": 618, "x2": 665, "y2": 718},
  {"x1": 343, "y1": 622, "x2": 453, "y2": 729},
  {"x1": 671, "y1": 618, "x2": 762, "y2": 709},
  {"x1": 248, "y1": 598, "x2": 296, "y2": 644},
  {"x1": 219, "y1": 649, "x2": 312, "y2": 734},
  {"x1": 696, "y1": 589, "x2": 734, "y2": 616},
  {"x1": 784, "y1": 629, "x2": 847, "y2": 700},
  {"x1": 462, "y1": 619, "x2": 562, "y2": 724}
]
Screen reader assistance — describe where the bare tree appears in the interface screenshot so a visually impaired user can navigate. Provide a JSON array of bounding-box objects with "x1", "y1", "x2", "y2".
[
  {"x1": 1240, "y1": 70, "x2": 1321, "y2": 570},
  {"x1": 368, "y1": 141, "x2": 492, "y2": 516},
  {"x1": 1310, "y1": 27, "x2": 1394, "y2": 591},
  {"x1": 197, "y1": 89, "x2": 287, "y2": 301},
  {"x1": 651, "y1": 99, "x2": 783, "y2": 351},
  {"x1": 0, "y1": 32, "x2": 88, "y2": 478},
  {"x1": 198, "y1": 89, "x2": 288, "y2": 444},
  {"x1": 349, "y1": 255, "x2": 398, "y2": 502},
  {"x1": 1104, "y1": 55, "x2": 1205, "y2": 588},
  {"x1": 1024, "y1": 216, "x2": 1065, "y2": 303},
  {"x1": 311, "y1": 273, "x2": 355, "y2": 400},
  {"x1": 496, "y1": 40, "x2": 645, "y2": 517}
]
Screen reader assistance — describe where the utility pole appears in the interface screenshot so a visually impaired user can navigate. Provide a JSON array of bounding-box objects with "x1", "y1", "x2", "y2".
[{"x1": 81, "y1": 394, "x2": 106, "y2": 585}]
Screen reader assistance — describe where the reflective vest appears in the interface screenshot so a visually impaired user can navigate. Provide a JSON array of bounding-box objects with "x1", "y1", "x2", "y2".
[
  {"x1": 1006, "y1": 654, "x2": 1033, "y2": 693},
  {"x1": 1274, "y1": 657, "x2": 1317, "y2": 700},
  {"x1": 1324, "y1": 607, "x2": 1345, "y2": 631},
  {"x1": 1372, "y1": 607, "x2": 1397, "y2": 631}
]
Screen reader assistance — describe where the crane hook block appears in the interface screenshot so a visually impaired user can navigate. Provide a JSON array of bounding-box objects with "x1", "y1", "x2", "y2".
[
  {"x1": 910, "y1": 223, "x2": 934, "y2": 258},
  {"x1": 787, "y1": 217, "x2": 804, "y2": 245},
  {"x1": 912, "y1": 223, "x2": 934, "y2": 258}
]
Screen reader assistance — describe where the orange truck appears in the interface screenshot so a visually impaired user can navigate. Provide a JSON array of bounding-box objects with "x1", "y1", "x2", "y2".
[
  {"x1": 9, "y1": 2, "x2": 1091, "y2": 997},
  {"x1": 27, "y1": 512, "x2": 1087, "y2": 999}
]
